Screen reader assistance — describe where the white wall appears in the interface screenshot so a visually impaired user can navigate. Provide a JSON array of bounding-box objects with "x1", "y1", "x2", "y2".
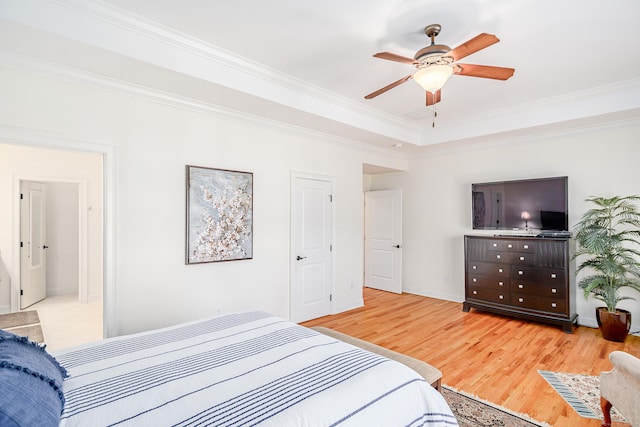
[
  {"x1": 0, "y1": 65, "x2": 408, "y2": 336},
  {"x1": 46, "y1": 182, "x2": 79, "y2": 296},
  {"x1": 7, "y1": 60, "x2": 636, "y2": 338},
  {"x1": 370, "y1": 121, "x2": 640, "y2": 332},
  {"x1": 0, "y1": 143, "x2": 103, "y2": 311}
]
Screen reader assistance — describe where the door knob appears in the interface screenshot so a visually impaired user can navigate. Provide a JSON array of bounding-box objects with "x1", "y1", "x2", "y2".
[
  {"x1": 296, "y1": 255, "x2": 307, "y2": 261},
  {"x1": 43, "y1": 245, "x2": 49, "y2": 249},
  {"x1": 393, "y1": 244, "x2": 402, "y2": 248}
]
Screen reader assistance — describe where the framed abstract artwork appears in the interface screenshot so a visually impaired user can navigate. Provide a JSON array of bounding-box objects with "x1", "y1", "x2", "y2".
[{"x1": 186, "y1": 165, "x2": 253, "y2": 264}]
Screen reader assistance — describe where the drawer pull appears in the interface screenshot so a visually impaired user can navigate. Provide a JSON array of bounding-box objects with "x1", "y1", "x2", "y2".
[
  {"x1": 518, "y1": 297, "x2": 524, "y2": 303},
  {"x1": 473, "y1": 290, "x2": 478, "y2": 295},
  {"x1": 472, "y1": 278, "x2": 477, "y2": 282},
  {"x1": 507, "y1": 244, "x2": 513, "y2": 248},
  {"x1": 551, "y1": 303, "x2": 557, "y2": 308},
  {"x1": 518, "y1": 284, "x2": 524, "y2": 289},
  {"x1": 519, "y1": 256, "x2": 525, "y2": 261},
  {"x1": 499, "y1": 295, "x2": 504, "y2": 300},
  {"x1": 518, "y1": 270, "x2": 524, "y2": 275},
  {"x1": 552, "y1": 288, "x2": 557, "y2": 293},
  {"x1": 498, "y1": 268, "x2": 503, "y2": 273},
  {"x1": 551, "y1": 273, "x2": 557, "y2": 279},
  {"x1": 472, "y1": 265, "x2": 477, "y2": 269},
  {"x1": 524, "y1": 244, "x2": 529, "y2": 249},
  {"x1": 496, "y1": 254, "x2": 501, "y2": 259},
  {"x1": 498, "y1": 281, "x2": 504, "y2": 286},
  {"x1": 492, "y1": 243, "x2": 498, "y2": 247}
]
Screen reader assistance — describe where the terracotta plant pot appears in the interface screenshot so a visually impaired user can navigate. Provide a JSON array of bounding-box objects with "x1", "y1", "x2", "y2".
[{"x1": 596, "y1": 307, "x2": 632, "y2": 342}]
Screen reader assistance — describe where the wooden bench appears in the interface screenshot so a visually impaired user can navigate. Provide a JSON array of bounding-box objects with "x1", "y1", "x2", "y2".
[{"x1": 311, "y1": 326, "x2": 442, "y2": 392}]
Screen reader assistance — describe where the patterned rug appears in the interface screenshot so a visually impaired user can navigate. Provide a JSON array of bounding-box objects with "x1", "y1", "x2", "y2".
[
  {"x1": 538, "y1": 370, "x2": 626, "y2": 423},
  {"x1": 443, "y1": 385, "x2": 551, "y2": 427}
]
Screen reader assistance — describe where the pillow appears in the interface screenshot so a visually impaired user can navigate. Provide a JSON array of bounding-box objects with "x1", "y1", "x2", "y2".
[{"x1": 0, "y1": 329, "x2": 68, "y2": 427}]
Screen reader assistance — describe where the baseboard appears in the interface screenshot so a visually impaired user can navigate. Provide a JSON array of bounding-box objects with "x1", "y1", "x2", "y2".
[
  {"x1": 403, "y1": 287, "x2": 464, "y2": 303},
  {"x1": 46, "y1": 287, "x2": 78, "y2": 297},
  {"x1": 87, "y1": 293, "x2": 103, "y2": 303},
  {"x1": 577, "y1": 316, "x2": 598, "y2": 329},
  {"x1": 333, "y1": 299, "x2": 363, "y2": 315},
  {"x1": 0, "y1": 304, "x2": 10, "y2": 315}
]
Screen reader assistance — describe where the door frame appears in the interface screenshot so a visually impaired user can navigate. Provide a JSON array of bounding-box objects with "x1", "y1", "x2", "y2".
[
  {"x1": 289, "y1": 170, "x2": 336, "y2": 322},
  {"x1": 2, "y1": 124, "x2": 116, "y2": 338}
]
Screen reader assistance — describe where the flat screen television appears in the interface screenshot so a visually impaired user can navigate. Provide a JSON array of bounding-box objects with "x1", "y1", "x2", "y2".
[{"x1": 472, "y1": 176, "x2": 568, "y2": 231}]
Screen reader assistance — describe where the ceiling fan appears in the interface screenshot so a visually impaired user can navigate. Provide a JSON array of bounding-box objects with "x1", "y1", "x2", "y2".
[{"x1": 365, "y1": 24, "x2": 515, "y2": 106}]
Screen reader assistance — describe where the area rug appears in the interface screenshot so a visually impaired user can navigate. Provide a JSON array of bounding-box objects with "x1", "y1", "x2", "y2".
[
  {"x1": 538, "y1": 370, "x2": 626, "y2": 423},
  {"x1": 5, "y1": 324, "x2": 45, "y2": 343},
  {"x1": 0, "y1": 309, "x2": 39, "y2": 329},
  {"x1": 443, "y1": 385, "x2": 551, "y2": 427},
  {"x1": 0, "y1": 309, "x2": 44, "y2": 343}
]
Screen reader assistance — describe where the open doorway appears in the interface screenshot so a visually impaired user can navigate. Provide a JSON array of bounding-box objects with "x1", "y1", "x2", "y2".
[
  {"x1": 364, "y1": 189, "x2": 403, "y2": 293},
  {"x1": 362, "y1": 163, "x2": 406, "y2": 296},
  {"x1": 1, "y1": 142, "x2": 105, "y2": 348},
  {"x1": 20, "y1": 180, "x2": 47, "y2": 309},
  {"x1": 20, "y1": 181, "x2": 82, "y2": 309}
]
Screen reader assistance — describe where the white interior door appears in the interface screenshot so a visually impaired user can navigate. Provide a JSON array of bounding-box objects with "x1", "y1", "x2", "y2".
[
  {"x1": 20, "y1": 181, "x2": 47, "y2": 309},
  {"x1": 291, "y1": 175, "x2": 333, "y2": 323},
  {"x1": 364, "y1": 189, "x2": 402, "y2": 294}
]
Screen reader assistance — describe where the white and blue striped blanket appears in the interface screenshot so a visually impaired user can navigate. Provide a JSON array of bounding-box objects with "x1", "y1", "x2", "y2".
[{"x1": 54, "y1": 312, "x2": 457, "y2": 426}]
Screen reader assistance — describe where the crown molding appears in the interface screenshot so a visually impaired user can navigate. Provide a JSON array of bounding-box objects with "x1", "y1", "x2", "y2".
[
  {"x1": 4, "y1": 0, "x2": 637, "y2": 150},
  {"x1": 414, "y1": 107, "x2": 640, "y2": 158},
  {"x1": 1, "y1": 0, "x2": 421, "y2": 146},
  {"x1": 0, "y1": 49, "x2": 411, "y2": 161},
  {"x1": 422, "y1": 77, "x2": 640, "y2": 146}
]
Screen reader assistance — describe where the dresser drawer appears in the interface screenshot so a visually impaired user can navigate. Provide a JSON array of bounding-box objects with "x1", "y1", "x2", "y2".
[
  {"x1": 482, "y1": 251, "x2": 515, "y2": 264},
  {"x1": 512, "y1": 252, "x2": 537, "y2": 266},
  {"x1": 468, "y1": 274, "x2": 509, "y2": 290},
  {"x1": 468, "y1": 262, "x2": 510, "y2": 278},
  {"x1": 468, "y1": 285, "x2": 509, "y2": 304},
  {"x1": 510, "y1": 280, "x2": 565, "y2": 298},
  {"x1": 516, "y1": 240, "x2": 536, "y2": 252},
  {"x1": 486, "y1": 240, "x2": 517, "y2": 251},
  {"x1": 511, "y1": 293, "x2": 566, "y2": 314},
  {"x1": 511, "y1": 266, "x2": 565, "y2": 283}
]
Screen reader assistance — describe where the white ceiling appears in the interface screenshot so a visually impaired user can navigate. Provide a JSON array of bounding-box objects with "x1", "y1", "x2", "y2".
[{"x1": 1, "y1": 0, "x2": 639, "y2": 153}]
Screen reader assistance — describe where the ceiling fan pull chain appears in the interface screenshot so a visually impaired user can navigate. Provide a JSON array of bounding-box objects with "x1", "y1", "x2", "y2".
[{"x1": 432, "y1": 94, "x2": 437, "y2": 127}]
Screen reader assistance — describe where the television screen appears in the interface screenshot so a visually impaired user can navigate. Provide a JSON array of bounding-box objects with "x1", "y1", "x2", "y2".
[{"x1": 472, "y1": 176, "x2": 568, "y2": 231}]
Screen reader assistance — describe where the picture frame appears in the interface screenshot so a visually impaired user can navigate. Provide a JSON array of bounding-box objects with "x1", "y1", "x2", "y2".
[{"x1": 186, "y1": 165, "x2": 253, "y2": 264}]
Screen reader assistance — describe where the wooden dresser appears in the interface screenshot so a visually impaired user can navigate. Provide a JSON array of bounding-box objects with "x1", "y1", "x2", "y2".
[{"x1": 463, "y1": 235, "x2": 577, "y2": 333}]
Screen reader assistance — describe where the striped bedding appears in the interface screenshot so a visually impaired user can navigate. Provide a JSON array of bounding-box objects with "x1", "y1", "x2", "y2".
[{"x1": 54, "y1": 311, "x2": 457, "y2": 426}]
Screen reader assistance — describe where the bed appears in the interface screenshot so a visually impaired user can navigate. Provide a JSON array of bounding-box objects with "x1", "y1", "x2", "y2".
[{"x1": 1, "y1": 311, "x2": 457, "y2": 426}]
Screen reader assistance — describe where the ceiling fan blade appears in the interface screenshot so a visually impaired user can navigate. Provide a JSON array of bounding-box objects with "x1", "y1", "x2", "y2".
[
  {"x1": 447, "y1": 33, "x2": 499, "y2": 62},
  {"x1": 373, "y1": 52, "x2": 418, "y2": 65},
  {"x1": 454, "y1": 64, "x2": 515, "y2": 80},
  {"x1": 426, "y1": 90, "x2": 442, "y2": 106},
  {"x1": 364, "y1": 75, "x2": 413, "y2": 99}
]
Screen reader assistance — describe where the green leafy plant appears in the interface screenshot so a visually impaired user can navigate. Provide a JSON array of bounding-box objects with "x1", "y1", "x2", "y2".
[{"x1": 573, "y1": 195, "x2": 640, "y2": 311}]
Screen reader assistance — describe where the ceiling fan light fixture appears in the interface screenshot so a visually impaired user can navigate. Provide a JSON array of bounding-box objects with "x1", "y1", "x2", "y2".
[
  {"x1": 413, "y1": 64, "x2": 453, "y2": 93},
  {"x1": 365, "y1": 24, "x2": 514, "y2": 107}
]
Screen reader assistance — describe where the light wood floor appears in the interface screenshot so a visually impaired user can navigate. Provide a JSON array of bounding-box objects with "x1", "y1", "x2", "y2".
[
  {"x1": 301, "y1": 287, "x2": 640, "y2": 427},
  {"x1": 29, "y1": 294, "x2": 103, "y2": 351}
]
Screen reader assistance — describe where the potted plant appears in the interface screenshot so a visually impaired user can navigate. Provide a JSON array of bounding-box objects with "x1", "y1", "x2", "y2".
[{"x1": 573, "y1": 195, "x2": 640, "y2": 342}]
